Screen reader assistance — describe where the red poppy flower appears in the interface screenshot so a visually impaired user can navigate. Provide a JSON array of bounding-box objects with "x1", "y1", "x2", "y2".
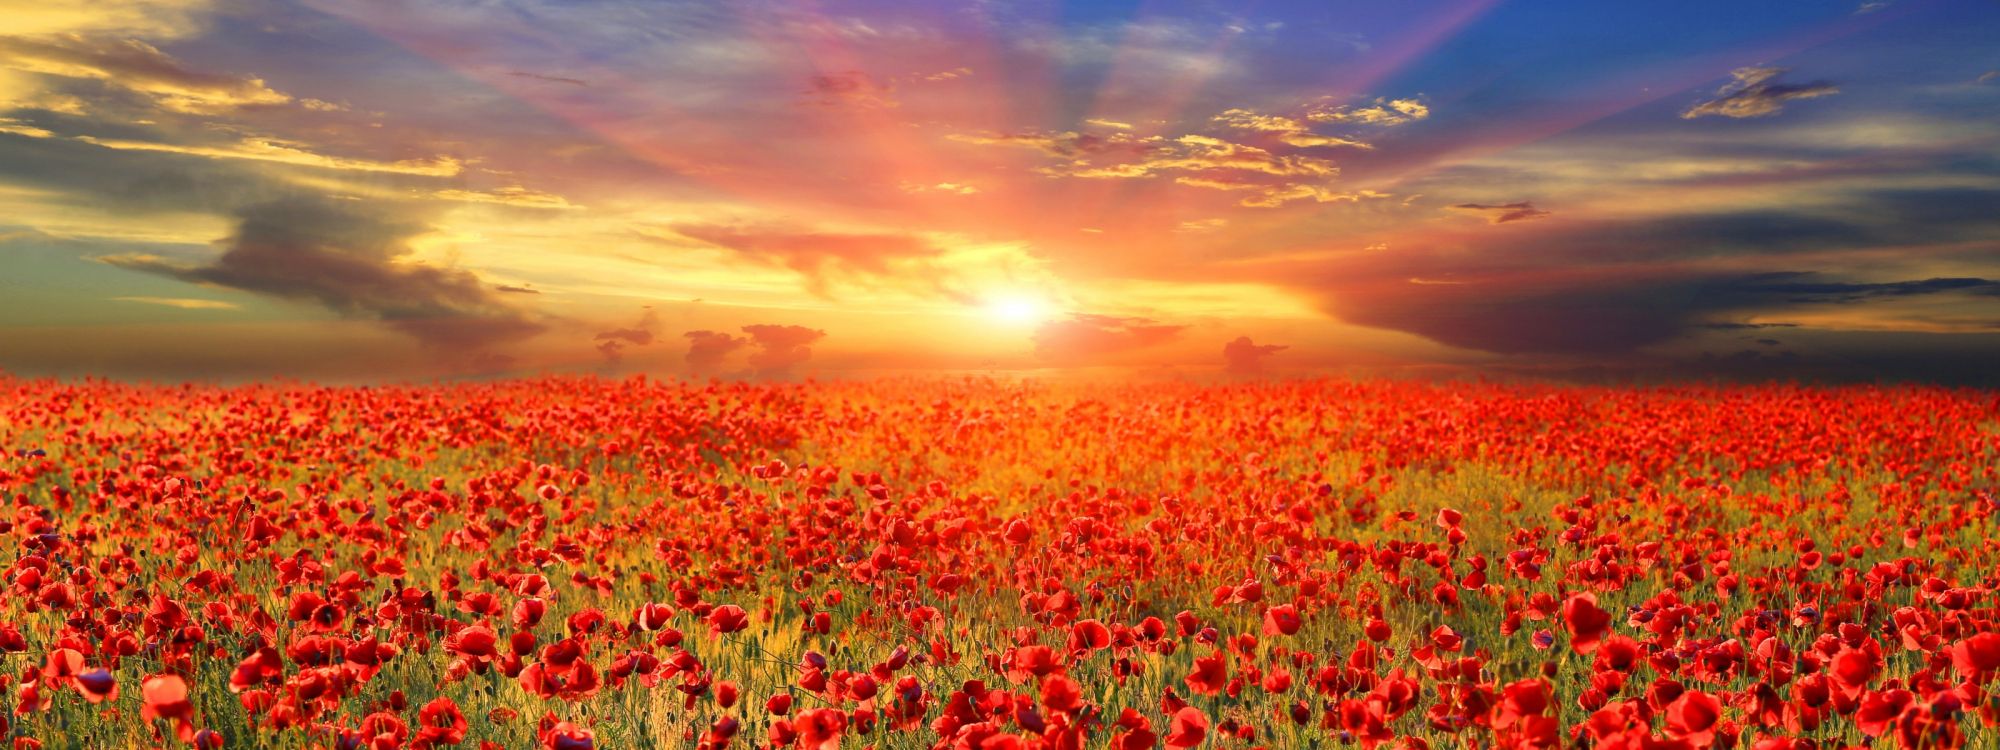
[
  {"x1": 1953, "y1": 633, "x2": 2000, "y2": 681},
  {"x1": 140, "y1": 674, "x2": 197, "y2": 742},
  {"x1": 1664, "y1": 689, "x2": 1721, "y2": 747},
  {"x1": 1184, "y1": 651, "x2": 1227, "y2": 696},
  {"x1": 417, "y1": 697, "x2": 469, "y2": 746},
  {"x1": 1040, "y1": 674, "x2": 1083, "y2": 714},
  {"x1": 706, "y1": 605, "x2": 749, "y2": 636},
  {"x1": 766, "y1": 694, "x2": 794, "y2": 715},
  {"x1": 1165, "y1": 706, "x2": 1208, "y2": 749},
  {"x1": 74, "y1": 669, "x2": 117, "y2": 703},
  {"x1": 635, "y1": 603, "x2": 675, "y2": 631},
  {"x1": 794, "y1": 707, "x2": 846, "y2": 750},
  {"x1": 1262, "y1": 604, "x2": 1301, "y2": 636},
  {"x1": 1562, "y1": 593, "x2": 1613, "y2": 654},
  {"x1": 1494, "y1": 678, "x2": 1549, "y2": 729},
  {"x1": 541, "y1": 721, "x2": 594, "y2": 750}
]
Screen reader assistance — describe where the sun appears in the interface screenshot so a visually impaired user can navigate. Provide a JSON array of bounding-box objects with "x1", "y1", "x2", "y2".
[{"x1": 983, "y1": 294, "x2": 1051, "y2": 326}]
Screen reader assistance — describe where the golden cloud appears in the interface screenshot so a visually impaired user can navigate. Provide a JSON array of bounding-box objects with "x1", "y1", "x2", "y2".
[
  {"x1": 114, "y1": 296, "x2": 240, "y2": 310},
  {"x1": 0, "y1": 34, "x2": 289, "y2": 113},
  {"x1": 1308, "y1": 97, "x2": 1430, "y2": 126},
  {"x1": 433, "y1": 186, "x2": 580, "y2": 209},
  {"x1": 69, "y1": 133, "x2": 464, "y2": 176}
]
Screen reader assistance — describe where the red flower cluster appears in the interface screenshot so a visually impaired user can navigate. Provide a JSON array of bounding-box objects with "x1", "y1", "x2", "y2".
[{"x1": 0, "y1": 375, "x2": 1995, "y2": 748}]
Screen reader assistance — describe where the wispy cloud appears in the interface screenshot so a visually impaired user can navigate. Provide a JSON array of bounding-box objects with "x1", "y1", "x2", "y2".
[
  {"x1": 1308, "y1": 97, "x2": 1430, "y2": 126},
  {"x1": 1682, "y1": 66, "x2": 1838, "y2": 119},
  {"x1": 1033, "y1": 313, "x2": 1185, "y2": 365},
  {"x1": 433, "y1": 186, "x2": 579, "y2": 209},
  {"x1": 1449, "y1": 201, "x2": 1552, "y2": 224},
  {"x1": 114, "y1": 295, "x2": 239, "y2": 310},
  {"x1": 60, "y1": 133, "x2": 464, "y2": 175},
  {"x1": 1212, "y1": 109, "x2": 1372, "y2": 149},
  {"x1": 0, "y1": 34, "x2": 289, "y2": 113}
]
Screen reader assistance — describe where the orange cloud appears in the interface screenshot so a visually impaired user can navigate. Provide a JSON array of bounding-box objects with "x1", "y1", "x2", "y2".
[
  {"x1": 669, "y1": 223, "x2": 944, "y2": 297},
  {"x1": 1222, "y1": 335, "x2": 1287, "y2": 374},
  {"x1": 743, "y1": 324, "x2": 826, "y2": 377},
  {"x1": 1032, "y1": 313, "x2": 1186, "y2": 365}
]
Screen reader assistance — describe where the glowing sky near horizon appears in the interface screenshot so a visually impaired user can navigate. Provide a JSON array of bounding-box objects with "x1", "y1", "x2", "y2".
[{"x1": 1, "y1": 0, "x2": 1997, "y2": 382}]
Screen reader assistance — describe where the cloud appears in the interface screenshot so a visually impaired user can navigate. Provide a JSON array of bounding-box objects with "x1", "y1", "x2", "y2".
[
  {"x1": 684, "y1": 329, "x2": 747, "y2": 374},
  {"x1": 1681, "y1": 66, "x2": 1839, "y2": 119},
  {"x1": 1977, "y1": 71, "x2": 1998, "y2": 85},
  {"x1": 113, "y1": 295, "x2": 237, "y2": 310},
  {"x1": 1222, "y1": 335, "x2": 1287, "y2": 374},
  {"x1": 1730, "y1": 274, "x2": 2000, "y2": 303},
  {"x1": 806, "y1": 71, "x2": 896, "y2": 108},
  {"x1": 922, "y1": 67, "x2": 972, "y2": 82},
  {"x1": 0, "y1": 34, "x2": 289, "y2": 113},
  {"x1": 1032, "y1": 313, "x2": 1186, "y2": 364},
  {"x1": 1449, "y1": 201, "x2": 1552, "y2": 224},
  {"x1": 1211, "y1": 109, "x2": 1372, "y2": 149},
  {"x1": 951, "y1": 104, "x2": 1376, "y2": 210},
  {"x1": 1279, "y1": 186, "x2": 2000, "y2": 356},
  {"x1": 1308, "y1": 98, "x2": 1430, "y2": 126},
  {"x1": 742, "y1": 324, "x2": 826, "y2": 376},
  {"x1": 508, "y1": 70, "x2": 589, "y2": 86},
  {"x1": 1241, "y1": 186, "x2": 1388, "y2": 209},
  {"x1": 1697, "y1": 322, "x2": 1800, "y2": 330},
  {"x1": 1083, "y1": 118, "x2": 1133, "y2": 130},
  {"x1": 20, "y1": 131, "x2": 466, "y2": 176},
  {"x1": 900, "y1": 181, "x2": 978, "y2": 195},
  {"x1": 0, "y1": 0, "x2": 211, "y2": 37},
  {"x1": 670, "y1": 223, "x2": 944, "y2": 297},
  {"x1": 1312, "y1": 268, "x2": 2000, "y2": 356},
  {"x1": 594, "y1": 309, "x2": 658, "y2": 363},
  {"x1": 952, "y1": 130, "x2": 1339, "y2": 179},
  {"x1": 100, "y1": 196, "x2": 543, "y2": 352},
  {"x1": 1068, "y1": 134, "x2": 1340, "y2": 179},
  {"x1": 433, "y1": 186, "x2": 579, "y2": 209},
  {"x1": 1853, "y1": 2, "x2": 1890, "y2": 14}
]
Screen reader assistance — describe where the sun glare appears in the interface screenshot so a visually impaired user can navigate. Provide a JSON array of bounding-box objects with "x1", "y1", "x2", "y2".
[{"x1": 984, "y1": 294, "x2": 1050, "y2": 326}]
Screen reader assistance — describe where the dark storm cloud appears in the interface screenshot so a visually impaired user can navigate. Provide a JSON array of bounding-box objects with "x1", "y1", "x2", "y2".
[
  {"x1": 1731, "y1": 274, "x2": 2000, "y2": 303},
  {"x1": 101, "y1": 196, "x2": 543, "y2": 351},
  {"x1": 1321, "y1": 269, "x2": 2000, "y2": 355},
  {"x1": 1293, "y1": 186, "x2": 2000, "y2": 356},
  {"x1": 1697, "y1": 322, "x2": 1800, "y2": 330},
  {"x1": 0, "y1": 127, "x2": 291, "y2": 214}
]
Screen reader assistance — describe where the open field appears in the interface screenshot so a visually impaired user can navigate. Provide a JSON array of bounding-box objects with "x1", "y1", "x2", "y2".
[{"x1": 1, "y1": 376, "x2": 1998, "y2": 749}]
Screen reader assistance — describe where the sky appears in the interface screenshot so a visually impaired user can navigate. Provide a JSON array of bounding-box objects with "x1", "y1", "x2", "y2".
[{"x1": 2, "y1": 0, "x2": 1998, "y2": 384}]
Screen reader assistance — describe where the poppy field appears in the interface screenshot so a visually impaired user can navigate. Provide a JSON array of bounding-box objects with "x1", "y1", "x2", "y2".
[{"x1": 2, "y1": 375, "x2": 1999, "y2": 750}]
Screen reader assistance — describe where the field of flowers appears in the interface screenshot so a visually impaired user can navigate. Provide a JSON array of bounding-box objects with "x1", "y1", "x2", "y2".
[{"x1": 1, "y1": 375, "x2": 1998, "y2": 749}]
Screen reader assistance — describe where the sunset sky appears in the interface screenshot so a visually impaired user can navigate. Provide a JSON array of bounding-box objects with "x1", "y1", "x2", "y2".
[{"x1": 3, "y1": 0, "x2": 1998, "y2": 383}]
